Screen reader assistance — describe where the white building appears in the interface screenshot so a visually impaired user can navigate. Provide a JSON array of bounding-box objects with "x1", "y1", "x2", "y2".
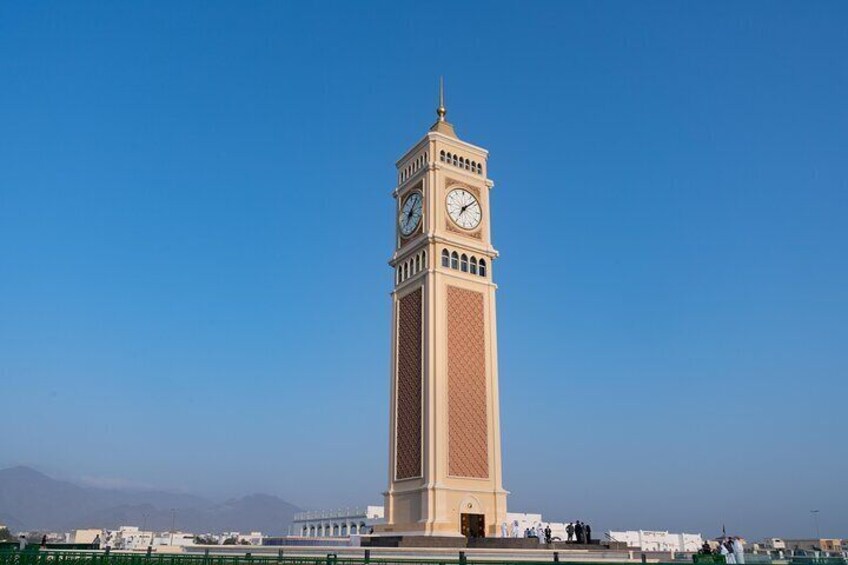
[
  {"x1": 505, "y1": 512, "x2": 573, "y2": 541},
  {"x1": 607, "y1": 530, "x2": 703, "y2": 552},
  {"x1": 291, "y1": 506, "x2": 578, "y2": 541},
  {"x1": 220, "y1": 532, "x2": 264, "y2": 545},
  {"x1": 152, "y1": 531, "x2": 196, "y2": 547},
  {"x1": 111, "y1": 526, "x2": 155, "y2": 550},
  {"x1": 290, "y1": 507, "x2": 385, "y2": 537}
]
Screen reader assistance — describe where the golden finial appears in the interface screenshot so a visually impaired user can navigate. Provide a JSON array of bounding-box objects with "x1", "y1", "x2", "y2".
[{"x1": 437, "y1": 77, "x2": 446, "y2": 122}]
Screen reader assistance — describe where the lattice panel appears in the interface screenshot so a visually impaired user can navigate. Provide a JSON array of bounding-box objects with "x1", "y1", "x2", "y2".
[
  {"x1": 395, "y1": 288, "x2": 422, "y2": 480},
  {"x1": 447, "y1": 286, "x2": 489, "y2": 478}
]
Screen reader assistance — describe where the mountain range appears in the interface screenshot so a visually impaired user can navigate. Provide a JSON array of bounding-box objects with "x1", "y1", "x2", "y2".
[{"x1": 0, "y1": 466, "x2": 300, "y2": 535}]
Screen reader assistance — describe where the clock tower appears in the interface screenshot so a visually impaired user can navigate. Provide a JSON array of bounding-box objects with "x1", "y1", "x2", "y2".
[{"x1": 381, "y1": 83, "x2": 508, "y2": 538}]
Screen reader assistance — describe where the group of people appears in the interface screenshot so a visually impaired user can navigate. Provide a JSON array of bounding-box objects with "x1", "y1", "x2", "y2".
[
  {"x1": 565, "y1": 521, "x2": 592, "y2": 544},
  {"x1": 523, "y1": 524, "x2": 551, "y2": 543},
  {"x1": 700, "y1": 538, "x2": 745, "y2": 564},
  {"x1": 516, "y1": 520, "x2": 592, "y2": 545}
]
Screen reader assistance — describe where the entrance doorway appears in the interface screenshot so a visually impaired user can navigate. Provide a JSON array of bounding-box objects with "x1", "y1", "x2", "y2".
[{"x1": 461, "y1": 513, "x2": 486, "y2": 538}]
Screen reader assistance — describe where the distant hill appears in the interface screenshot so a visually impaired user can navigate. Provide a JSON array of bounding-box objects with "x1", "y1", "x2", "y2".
[{"x1": 0, "y1": 466, "x2": 300, "y2": 535}]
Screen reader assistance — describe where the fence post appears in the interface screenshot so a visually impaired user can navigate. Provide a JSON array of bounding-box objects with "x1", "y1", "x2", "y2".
[
  {"x1": 553, "y1": 552, "x2": 560, "y2": 562},
  {"x1": 277, "y1": 550, "x2": 284, "y2": 562},
  {"x1": 364, "y1": 550, "x2": 370, "y2": 564},
  {"x1": 146, "y1": 546, "x2": 152, "y2": 557},
  {"x1": 459, "y1": 551, "x2": 467, "y2": 565},
  {"x1": 641, "y1": 553, "x2": 647, "y2": 563}
]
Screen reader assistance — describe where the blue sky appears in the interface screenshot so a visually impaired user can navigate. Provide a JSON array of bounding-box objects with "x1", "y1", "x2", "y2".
[{"x1": 1, "y1": 1, "x2": 846, "y2": 540}]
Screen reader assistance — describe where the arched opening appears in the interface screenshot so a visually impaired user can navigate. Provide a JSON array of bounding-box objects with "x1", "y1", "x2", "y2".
[
  {"x1": 421, "y1": 250, "x2": 427, "y2": 267},
  {"x1": 441, "y1": 249, "x2": 450, "y2": 267},
  {"x1": 414, "y1": 255, "x2": 420, "y2": 273},
  {"x1": 459, "y1": 157, "x2": 465, "y2": 168},
  {"x1": 450, "y1": 251, "x2": 459, "y2": 270},
  {"x1": 479, "y1": 259, "x2": 487, "y2": 277},
  {"x1": 440, "y1": 150, "x2": 446, "y2": 162},
  {"x1": 470, "y1": 256, "x2": 478, "y2": 275},
  {"x1": 460, "y1": 254, "x2": 469, "y2": 272},
  {"x1": 452, "y1": 154, "x2": 458, "y2": 166}
]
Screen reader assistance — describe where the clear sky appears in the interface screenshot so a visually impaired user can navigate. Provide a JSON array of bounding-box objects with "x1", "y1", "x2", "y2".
[{"x1": 1, "y1": 1, "x2": 846, "y2": 540}]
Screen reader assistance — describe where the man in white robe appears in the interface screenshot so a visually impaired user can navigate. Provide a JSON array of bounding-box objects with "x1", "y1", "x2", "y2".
[{"x1": 732, "y1": 538, "x2": 745, "y2": 564}]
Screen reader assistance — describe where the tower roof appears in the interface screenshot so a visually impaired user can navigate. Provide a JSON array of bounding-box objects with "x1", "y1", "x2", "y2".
[{"x1": 429, "y1": 77, "x2": 457, "y2": 138}]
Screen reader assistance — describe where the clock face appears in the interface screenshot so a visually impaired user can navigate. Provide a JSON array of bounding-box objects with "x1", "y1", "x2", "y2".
[
  {"x1": 399, "y1": 191, "x2": 423, "y2": 236},
  {"x1": 446, "y1": 188, "x2": 482, "y2": 230}
]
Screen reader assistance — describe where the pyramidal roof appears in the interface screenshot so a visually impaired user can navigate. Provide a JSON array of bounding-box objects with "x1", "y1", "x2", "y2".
[{"x1": 429, "y1": 77, "x2": 458, "y2": 138}]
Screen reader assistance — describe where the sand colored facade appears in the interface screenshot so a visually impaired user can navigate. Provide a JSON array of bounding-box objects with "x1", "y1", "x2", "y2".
[{"x1": 381, "y1": 94, "x2": 507, "y2": 537}]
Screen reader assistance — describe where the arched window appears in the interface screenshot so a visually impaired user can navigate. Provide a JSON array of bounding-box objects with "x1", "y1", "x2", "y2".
[
  {"x1": 333, "y1": 524, "x2": 339, "y2": 536},
  {"x1": 415, "y1": 255, "x2": 420, "y2": 273},
  {"x1": 341, "y1": 525, "x2": 347, "y2": 536},
  {"x1": 477, "y1": 163, "x2": 483, "y2": 174},
  {"x1": 403, "y1": 262, "x2": 408, "y2": 280},
  {"x1": 424, "y1": 151, "x2": 428, "y2": 164},
  {"x1": 452, "y1": 154, "x2": 458, "y2": 166},
  {"x1": 465, "y1": 159, "x2": 470, "y2": 170},
  {"x1": 396, "y1": 267, "x2": 401, "y2": 285},
  {"x1": 459, "y1": 157, "x2": 464, "y2": 168},
  {"x1": 421, "y1": 250, "x2": 427, "y2": 268},
  {"x1": 460, "y1": 254, "x2": 469, "y2": 272},
  {"x1": 360, "y1": 522, "x2": 367, "y2": 534},
  {"x1": 471, "y1": 161, "x2": 476, "y2": 171},
  {"x1": 479, "y1": 259, "x2": 487, "y2": 277},
  {"x1": 450, "y1": 251, "x2": 459, "y2": 269},
  {"x1": 470, "y1": 256, "x2": 478, "y2": 275},
  {"x1": 440, "y1": 150, "x2": 446, "y2": 162},
  {"x1": 441, "y1": 249, "x2": 450, "y2": 267}
]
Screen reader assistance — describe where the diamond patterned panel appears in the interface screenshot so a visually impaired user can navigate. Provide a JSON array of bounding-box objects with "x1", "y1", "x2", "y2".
[
  {"x1": 447, "y1": 286, "x2": 489, "y2": 479},
  {"x1": 395, "y1": 287, "x2": 422, "y2": 480}
]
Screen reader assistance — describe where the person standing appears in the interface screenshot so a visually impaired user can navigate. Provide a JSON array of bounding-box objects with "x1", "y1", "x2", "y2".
[
  {"x1": 566, "y1": 522, "x2": 574, "y2": 543},
  {"x1": 585, "y1": 523, "x2": 592, "y2": 544},
  {"x1": 544, "y1": 525, "x2": 552, "y2": 544},
  {"x1": 732, "y1": 538, "x2": 744, "y2": 565},
  {"x1": 725, "y1": 540, "x2": 736, "y2": 564},
  {"x1": 575, "y1": 521, "x2": 584, "y2": 544}
]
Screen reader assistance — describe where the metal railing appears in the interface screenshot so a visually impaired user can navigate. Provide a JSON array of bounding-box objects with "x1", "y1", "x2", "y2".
[{"x1": 0, "y1": 550, "x2": 846, "y2": 565}]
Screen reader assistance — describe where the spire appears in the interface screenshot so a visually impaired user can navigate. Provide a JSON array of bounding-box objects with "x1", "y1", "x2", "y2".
[
  {"x1": 430, "y1": 76, "x2": 457, "y2": 138},
  {"x1": 437, "y1": 77, "x2": 446, "y2": 122}
]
